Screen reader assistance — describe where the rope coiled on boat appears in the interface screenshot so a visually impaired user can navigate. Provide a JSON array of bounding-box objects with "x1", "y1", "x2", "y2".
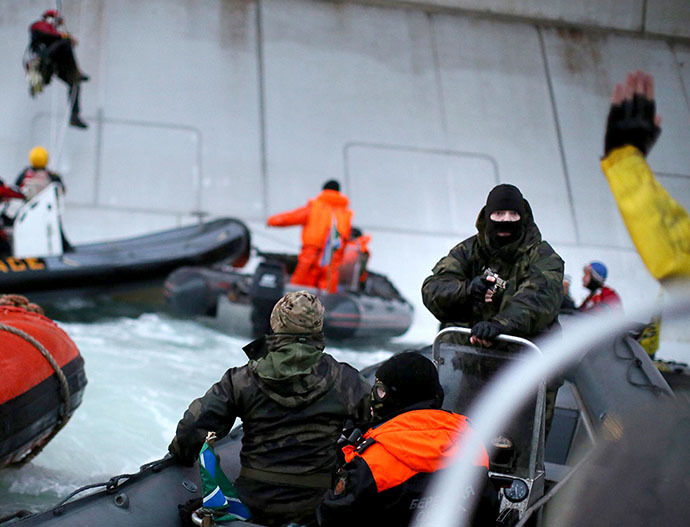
[{"x1": 0, "y1": 321, "x2": 72, "y2": 467}]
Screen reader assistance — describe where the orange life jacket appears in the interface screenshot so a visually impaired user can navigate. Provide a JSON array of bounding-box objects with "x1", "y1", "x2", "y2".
[
  {"x1": 342, "y1": 409, "x2": 488, "y2": 493},
  {"x1": 339, "y1": 234, "x2": 371, "y2": 286},
  {"x1": 267, "y1": 190, "x2": 353, "y2": 248},
  {"x1": 342, "y1": 234, "x2": 370, "y2": 263}
]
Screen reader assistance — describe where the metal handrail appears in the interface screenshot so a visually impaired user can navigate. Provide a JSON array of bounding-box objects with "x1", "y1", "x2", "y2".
[
  {"x1": 416, "y1": 290, "x2": 690, "y2": 527},
  {"x1": 431, "y1": 326, "x2": 545, "y2": 479},
  {"x1": 432, "y1": 326, "x2": 543, "y2": 367}
]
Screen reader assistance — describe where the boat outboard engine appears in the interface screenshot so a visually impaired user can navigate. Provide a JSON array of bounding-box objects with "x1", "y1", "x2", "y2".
[
  {"x1": 250, "y1": 259, "x2": 286, "y2": 337},
  {"x1": 164, "y1": 267, "x2": 220, "y2": 317}
]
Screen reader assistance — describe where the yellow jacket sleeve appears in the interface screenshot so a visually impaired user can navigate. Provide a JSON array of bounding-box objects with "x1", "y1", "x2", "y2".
[{"x1": 601, "y1": 145, "x2": 690, "y2": 280}]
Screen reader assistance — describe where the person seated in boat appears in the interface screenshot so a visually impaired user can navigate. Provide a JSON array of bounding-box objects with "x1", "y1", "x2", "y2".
[
  {"x1": 338, "y1": 226, "x2": 371, "y2": 291},
  {"x1": 318, "y1": 352, "x2": 498, "y2": 527},
  {"x1": 15, "y1": 146, "x2": 66, "y2": 201},
  {"x1": 578, "y1": 261, "x2": 622, "y2": 313},
  {"x1": 421, "y1": 183, "x2": 564, "y2": 434},
  {"x1": 169, "y1": 291, "x2": 371, "y2": 527},
  {"x1": 267, "y1": 180, "x2": 353, "y2": 293},
  {"x1": 28, "y1": 9, "x2": 88, "y2": 128}
]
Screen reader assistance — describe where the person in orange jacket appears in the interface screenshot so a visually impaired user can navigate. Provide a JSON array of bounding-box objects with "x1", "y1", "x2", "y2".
[
  {"x1": 338, "y1": 226, "x2": 371, "y2": 291},
  {"x1": 318, "y1": 352, "x2": 497, "y2": 527},
  {"x1": 267, "y1": 180, "x2": 353, "y2": 293}
]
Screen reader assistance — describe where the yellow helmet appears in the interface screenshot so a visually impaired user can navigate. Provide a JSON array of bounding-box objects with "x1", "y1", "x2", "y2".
[{"x1": 29, "y1": 146, "x2": 49, "y2": 169}]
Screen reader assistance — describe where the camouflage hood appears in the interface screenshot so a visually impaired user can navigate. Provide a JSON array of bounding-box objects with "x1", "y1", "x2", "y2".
[{"x1": 249, "y1": 333, "x2": 337, "y2": 408}]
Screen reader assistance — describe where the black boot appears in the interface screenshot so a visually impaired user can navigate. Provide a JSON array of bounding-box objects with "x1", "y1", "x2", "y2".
[
  {"x1": 68, "y1": 83, "x2": 88, "y2": 129},
  {"x1": 69, "y1": 114, "x2": 88, "y2": 128}
]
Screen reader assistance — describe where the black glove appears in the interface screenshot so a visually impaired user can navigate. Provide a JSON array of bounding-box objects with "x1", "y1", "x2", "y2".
[
  {"x1": 469, "y1": 275, "x2": 490, "y2": 301},
  {"x1": 471, "y1": 321, "x2": 503, "y2": 341},
  {"x1": 604, "y1": 94, "x2": 661, "y2": 157},
  {"x1": 178, "y1": 498, "x2": 203, "y2": 527}
]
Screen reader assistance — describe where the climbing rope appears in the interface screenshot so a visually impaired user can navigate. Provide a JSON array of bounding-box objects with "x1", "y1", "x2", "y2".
[
  {"x1": 49, "y1": 0, "x2": 86, "y2": 169},
  {"x1": 51, "y1": 83, "x2": 78, "y2": 168},
  {"x1": 0, "y1": 316, "x2": 72, "y2": 466}
]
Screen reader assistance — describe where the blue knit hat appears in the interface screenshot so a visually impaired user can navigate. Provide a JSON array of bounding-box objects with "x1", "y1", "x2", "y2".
[{"x1": 587, "y1": 261, "x2": 607, "y2": 283}]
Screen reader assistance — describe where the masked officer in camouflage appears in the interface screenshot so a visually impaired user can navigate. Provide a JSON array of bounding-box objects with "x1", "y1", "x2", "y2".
[
  {"x1": 169, "y1": 291, "x2": 371, "y2": 527},
  {"x1": 422, "y1": 184, "x2": 564, "y2": 347},
  {"x1": 422, "y1": 184, "x2": 564, "y2": 440}
]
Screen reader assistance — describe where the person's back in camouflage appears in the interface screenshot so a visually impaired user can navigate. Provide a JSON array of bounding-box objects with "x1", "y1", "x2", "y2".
[{"x1": 169, "y1": 291, "x2": 370, "y2": 527}]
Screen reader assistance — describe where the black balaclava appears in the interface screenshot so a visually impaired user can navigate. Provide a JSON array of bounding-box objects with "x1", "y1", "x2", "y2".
[
  {"x1": 484, "y1": 184, "x2": 526, "y2": 247},
  {"x1": 371, "y1": 352, "x2": 444, "y2": 420}
]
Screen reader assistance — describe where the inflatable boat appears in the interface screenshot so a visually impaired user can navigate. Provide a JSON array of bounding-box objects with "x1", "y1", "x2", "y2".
[
  {"x1": 164, "y1": 252, "x2": 413, "y2": 340},
  {"x1": 0, "y1": 184, "x2": 250, "y2": 301},
  {"x1": 0, "y1": 304, "x2": 87, "y2": 469},
  {"x1": 5, "y1": 324, "x2": 681, "y2": 527}
]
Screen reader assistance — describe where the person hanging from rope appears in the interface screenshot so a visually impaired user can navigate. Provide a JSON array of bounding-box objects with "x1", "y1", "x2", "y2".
[
  {"x1": 267, "y1": 180, "x2": 353, "y2": 293},
  {"x1": 15, "y1": 146, "x2": 66, "y2": 201},
  {"x1": 29, "y1": 9, "x2": 89, "y2": 128}
]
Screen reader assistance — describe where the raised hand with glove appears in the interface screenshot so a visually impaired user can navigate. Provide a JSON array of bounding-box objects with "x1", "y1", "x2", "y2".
[{"x1": 604, "y1": 70, "x2": 661, "y2": 158}]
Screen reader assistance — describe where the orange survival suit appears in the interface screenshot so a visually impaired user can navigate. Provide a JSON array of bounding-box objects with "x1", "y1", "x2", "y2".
[
  {"x1": 267, "y1": 189, "x2": 353, "y2": 293},
  {"x1": 318, "y1": 409, "x2": 494, "y2": 527}
]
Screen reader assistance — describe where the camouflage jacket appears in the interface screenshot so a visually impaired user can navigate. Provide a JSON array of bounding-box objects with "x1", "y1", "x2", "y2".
[
  {"x1": 169, "y1": 333, "x2": 370, "y2": 520},
  {"x1": 422, "y1": 201, "x2": 564, "y2": 341}
]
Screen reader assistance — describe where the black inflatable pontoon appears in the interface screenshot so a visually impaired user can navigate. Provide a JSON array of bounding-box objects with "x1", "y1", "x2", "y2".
[
  {"x1": 164, "y1": 253, "x2": 413, "y2": 341},
  {"x1": 0, "y1": 219, "x2": 250, "y2": 302}
]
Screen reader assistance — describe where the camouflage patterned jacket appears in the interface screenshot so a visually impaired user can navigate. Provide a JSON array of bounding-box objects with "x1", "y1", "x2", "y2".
[
  {"x1": 169, "y1": 333, "x2": 370, "y2": 522},
  {"x1": 422, "y1": 201, "x2": 564, "y2": 341}
]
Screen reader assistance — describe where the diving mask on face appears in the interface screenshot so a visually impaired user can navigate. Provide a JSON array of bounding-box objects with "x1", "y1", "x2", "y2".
[{"x1": 370, "y1": 378, "x2": 394, "y2": 418}]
